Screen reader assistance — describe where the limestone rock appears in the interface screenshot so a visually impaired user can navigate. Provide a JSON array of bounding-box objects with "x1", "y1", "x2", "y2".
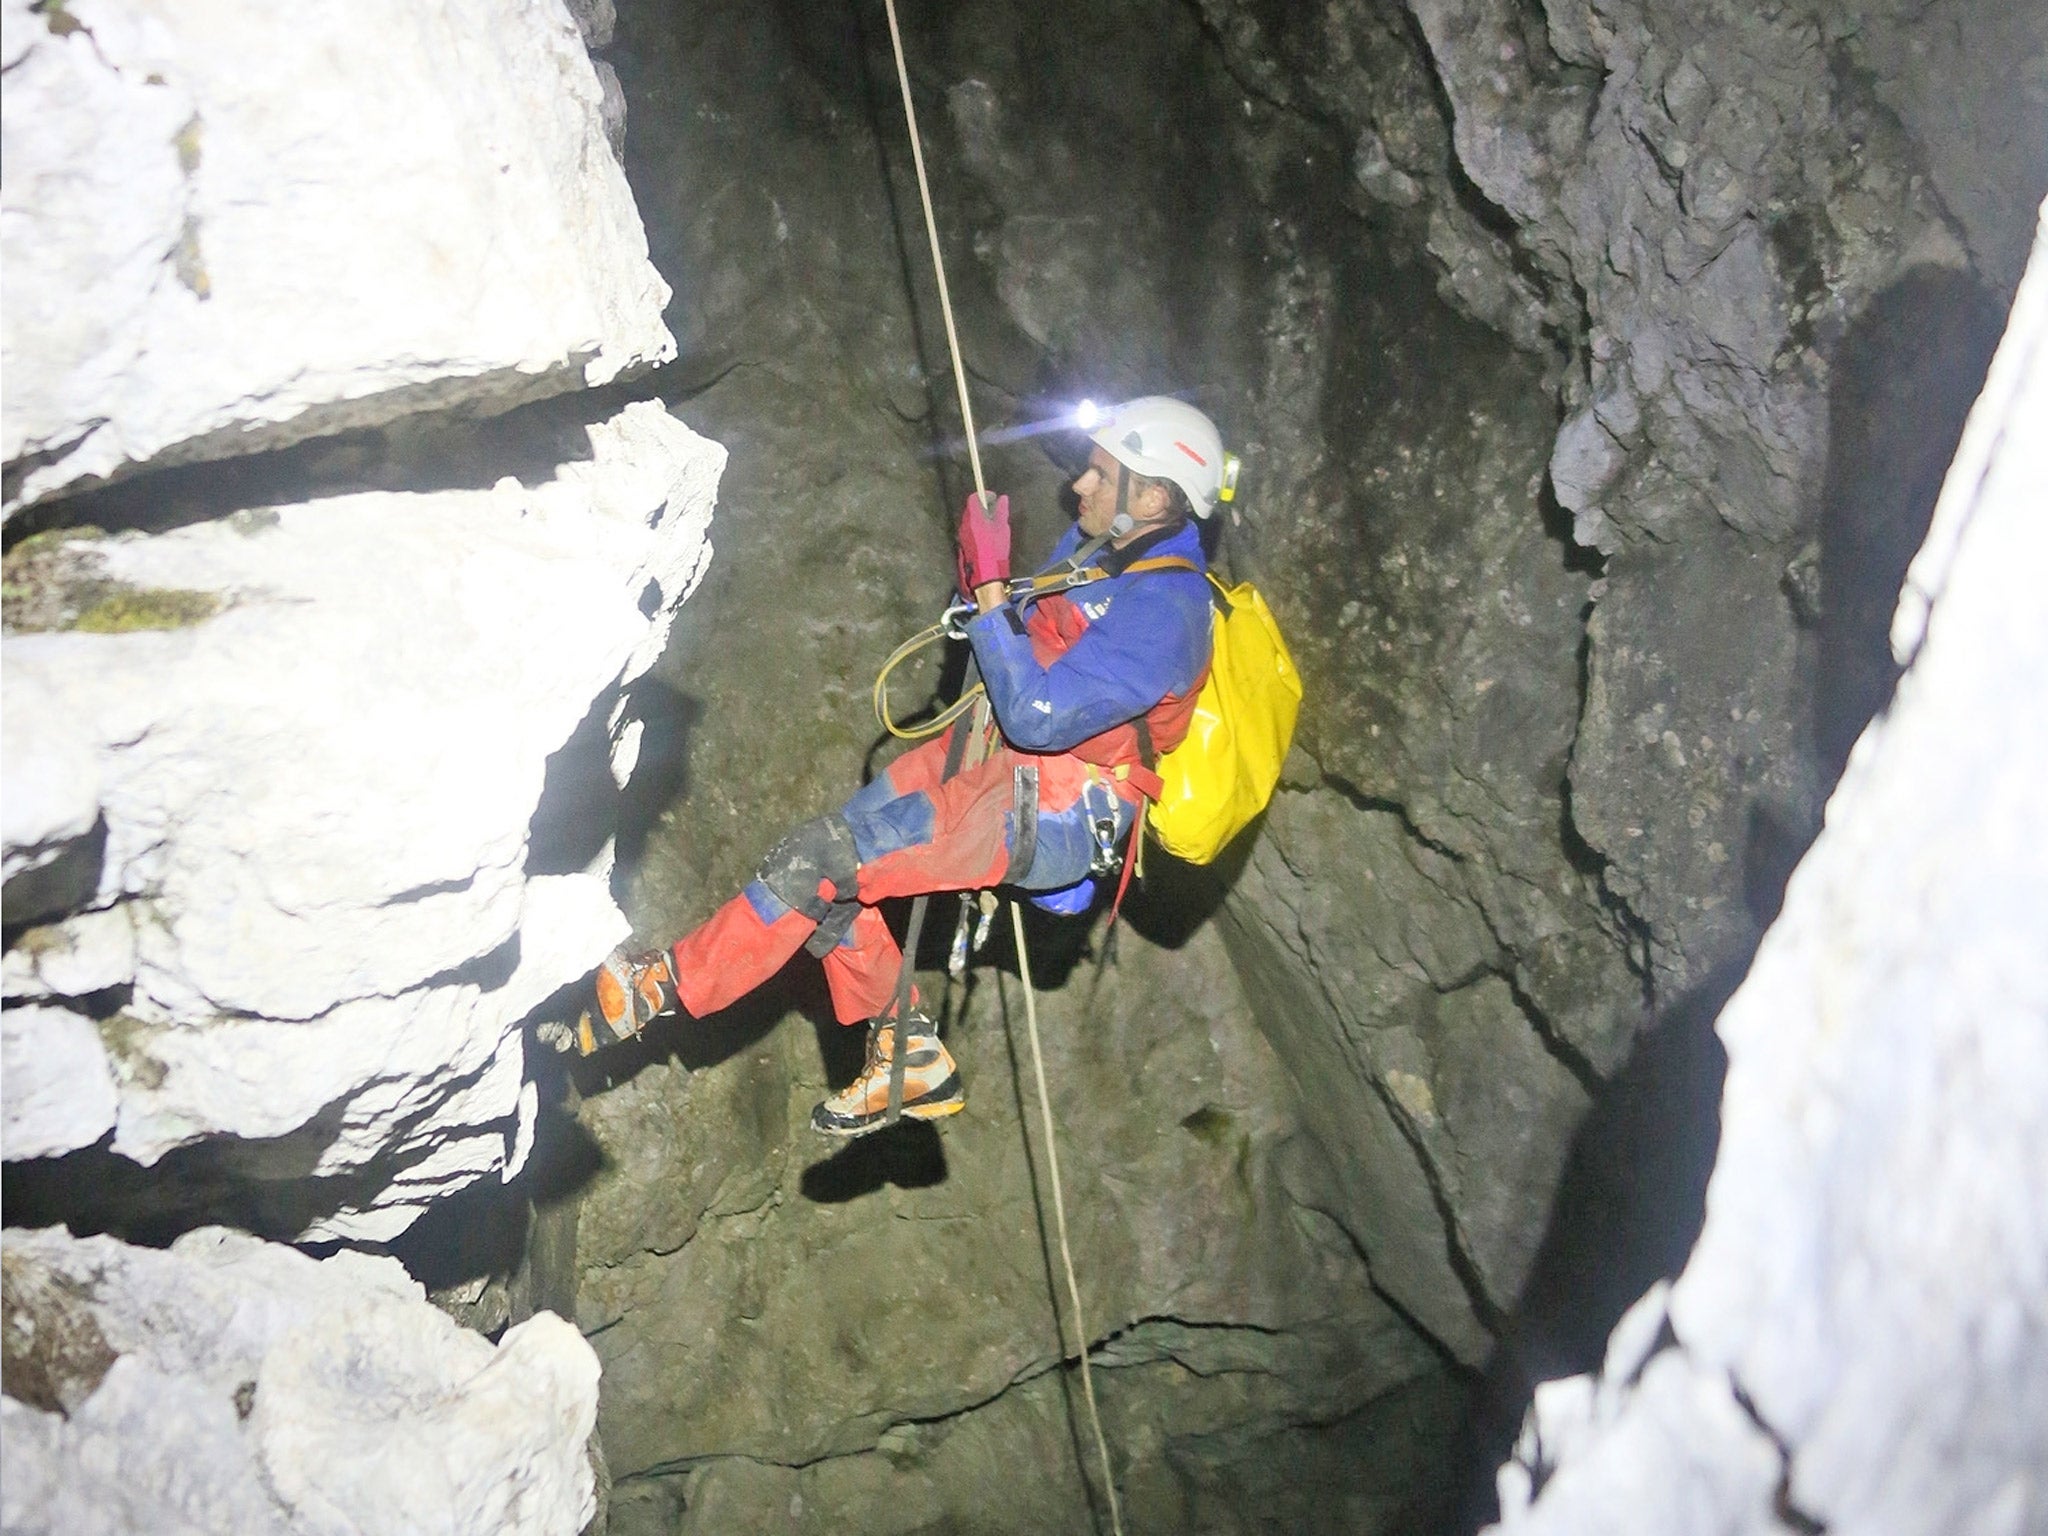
[
  {"x1": 0, "y1": 1004, "x2": 120, "y2": 1162},
  {"x1": 0, "y1": 401, "x2": 723, "y2": 1239},
  {"x1": 1842, "y1": 0, "x2": 2048, "y2": 299},
  {"x1": 1566, "y1": 533, "x2": 1814, "y2": 994},
  {"x1": 0, "y1": 1225, "x2": 600, "y2": 1536},
  {"x1": 1489, "y1": 206, "x2": 2048, "y2": 1536},
  {"x1": 0, "y1": 0, "x2": 674, "y2": 516}
]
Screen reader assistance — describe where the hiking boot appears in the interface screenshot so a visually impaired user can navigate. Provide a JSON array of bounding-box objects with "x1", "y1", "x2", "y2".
[
  {"x1": 811, "y1": 1017, "x2": 964, "y2": 1136},
  {"x1": 591, "y1": 946, "x2": 678, "y2": 1047}
]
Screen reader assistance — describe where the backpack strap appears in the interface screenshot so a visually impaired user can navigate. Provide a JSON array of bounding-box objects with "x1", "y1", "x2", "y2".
[
  {"x1": 1132, "y1": 716, "x2": 1158, "y2": 773},
  {"x1": 1005, "y1": 552, "x2": 1205, "y2": 607},
  {"x1": 1120, "y1": 555, "x2": 1202, "y2": 580}
]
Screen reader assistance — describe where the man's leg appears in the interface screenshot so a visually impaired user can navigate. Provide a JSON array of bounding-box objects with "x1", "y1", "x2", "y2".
[
  {"x1": 583, "y1": 733, "x2": 1067, "y2": 1050},
  {"x1": 809, "y1": 748, "x2": 1127, "y2": 1135},
  {"x1": 800, "y1": 744, "x2": 1126, "y2": 1018},
  {"x1": 666, "y1": 881, "x2": 823, "y2": 1020},
  {"x1": 657, "y1": 730, "x2": 977, "y2": 1027}
]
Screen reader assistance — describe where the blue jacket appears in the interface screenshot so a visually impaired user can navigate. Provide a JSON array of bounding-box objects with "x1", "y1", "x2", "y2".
[{"x1": 967, "y1": 519, "x2": 1213, "y2": 763}]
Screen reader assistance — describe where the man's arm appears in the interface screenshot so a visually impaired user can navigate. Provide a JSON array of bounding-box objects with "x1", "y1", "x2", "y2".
[{"x1": 967, "y1": 576, "x2": 1210, "y2": 753}]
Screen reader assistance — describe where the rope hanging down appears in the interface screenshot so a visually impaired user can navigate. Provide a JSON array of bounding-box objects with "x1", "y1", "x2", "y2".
[
  {"x1": 880, "y1": 0, "x2": 987, "y2": 506},
  {"x1": 1012, "y1": 901, "x2": 1125, "y2": 1536},
  {"x1": 877, "y1": 4, "x2": 1124, "y2": 1531}
]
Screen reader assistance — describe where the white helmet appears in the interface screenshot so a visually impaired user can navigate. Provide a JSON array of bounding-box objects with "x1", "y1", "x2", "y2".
[{"x1": 1089, "y1": 396, "x2": 1239, "y2": 518}]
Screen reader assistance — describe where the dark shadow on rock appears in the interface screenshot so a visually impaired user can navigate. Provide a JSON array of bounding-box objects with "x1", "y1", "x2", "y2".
[
  {"x1": 0, "y1": 379, "x2": 681, "y2": 552},
  {"x1": 1116, "y1": 818, "x2": 1259, "y2": 952},
  {"x1": 2, "y1": 1097, "x2": 416, "y2": 1251},
  {"x1": 1535, "y1": 473, "x2": 1607, "y2": 579},
  {"x1": 798, "y1": 1120, "x2": 949, "y2": 1202},
  {"x1": 614, "y1": 679, "x2": 704, "y2": 873},
  {"x1": 386, "y1": 1162, "x2": 536, "y2": 1295},
  {"x1": 521, "y1": 1043, "x2": 611, "y2": 1212},
  {"x1": 1741, "y1": 798, "x2": 1812, "y2": 934},
  {"x1": 386, "y1": 1050, "x2": 601, "y2": 1328},
  {"x1": 2, "y1": 816, "x2": 110, "y2": 933},
  {"x1": 529, "y1": 676, "x2": 701, "y2": 880},
  {"x1": 1446, "y1": 956, "x2": 1741, "y2": 1534},
  {"x1": 1809, "y1": 265, "x2": 2002, "y2": 783}
]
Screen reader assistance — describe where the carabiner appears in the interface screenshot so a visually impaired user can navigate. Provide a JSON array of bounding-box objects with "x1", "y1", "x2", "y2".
[{"x1": 941, "y1": 600, "x2": 977, "y2": 640}]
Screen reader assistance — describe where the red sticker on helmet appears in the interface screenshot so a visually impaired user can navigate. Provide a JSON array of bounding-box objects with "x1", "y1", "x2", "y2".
[{"x1": 1173, "y1": 441, "x2": 1208, "y2": 466}]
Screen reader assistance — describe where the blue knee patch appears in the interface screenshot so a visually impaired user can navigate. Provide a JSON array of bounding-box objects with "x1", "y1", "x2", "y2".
[
  {"x1": 743, "y1": 879, "x2": 793, "y2": 925},
  {"x1": 846, "y1": 790, "x2": 936, "y2": 865}
]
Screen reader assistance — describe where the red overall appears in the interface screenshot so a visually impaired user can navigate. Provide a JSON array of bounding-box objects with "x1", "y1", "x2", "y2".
[{"x1": 669, "y1": 522, "x2": 1212, "y2": 1027}]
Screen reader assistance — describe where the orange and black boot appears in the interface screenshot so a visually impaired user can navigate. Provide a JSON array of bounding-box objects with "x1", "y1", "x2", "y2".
[
  {"x1": 573, "y1": 947, "x2": 678, "y2": 1054},
  {"x1": 810, "y1": 1015, "x2": 964, "y2": 1136}
]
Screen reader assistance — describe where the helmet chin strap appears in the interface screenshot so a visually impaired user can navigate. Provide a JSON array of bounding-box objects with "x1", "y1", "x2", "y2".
[{"x1": 1108, "y1": 462, "x2": 1135, "y2": 539}]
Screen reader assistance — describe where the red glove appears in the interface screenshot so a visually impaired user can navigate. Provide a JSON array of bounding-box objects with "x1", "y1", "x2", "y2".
[{"x1": 956, "y1": 490, "x2": 1011, "y2": 597}]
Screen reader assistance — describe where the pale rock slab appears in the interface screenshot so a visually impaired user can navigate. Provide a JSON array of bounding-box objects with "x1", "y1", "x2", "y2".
[
  {"x1": 0, "y1": 1225, "x2": 600, "y2": 1536},
  {"x1": 1488, "y1": 206, "x2": 2048, "y2": 1536},
  {"x1": 0, "y1": 402, "x2": 722, "y2": 1239},
  {"x1": 0, "y1": 0, "x2": 675, "y2": 515},
  {"x1": 2, "y1": 905, "x2": 137, "y2": 1004},
  {"x1": 0, "y1": 1003, "x2": 120, "y2": 1161}
]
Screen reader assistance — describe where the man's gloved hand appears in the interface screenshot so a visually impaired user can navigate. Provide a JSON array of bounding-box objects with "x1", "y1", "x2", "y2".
[{"x1": 956, "y1": 491, "x2": 1011, "y2": 598}]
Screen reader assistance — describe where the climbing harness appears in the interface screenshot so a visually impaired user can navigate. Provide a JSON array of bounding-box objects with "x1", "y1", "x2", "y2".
[{"x1": 876, "y1": 2, "x2": 1124, "y2": 1528}]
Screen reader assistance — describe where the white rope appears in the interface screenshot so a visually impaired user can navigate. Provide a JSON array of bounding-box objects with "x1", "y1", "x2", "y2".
[
  {"x1": 876, "y1": 9, "x2": 1119, "y2": 1525},
  {"x1": 880, "y1": 0, "x2": 989, "y2": 506},
  {"x1": 1012, "y1": 900, "x2": 1125, "y2": 1536}
]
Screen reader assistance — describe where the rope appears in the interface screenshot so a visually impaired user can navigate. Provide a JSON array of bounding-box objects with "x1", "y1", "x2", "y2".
[
  {"x1": 872, "y1": 556, "x2": 1198, "y2": 741},
  {"x1": 1012, "y1": 900, "x2": 1124, "y2": 1536},
  {"x1": 880, "y1": 0, "x2": 987, "y2": 506},
  {"x1": 874, "y1": 18, "x2": 1122, "y2": 1525},
  {"x1": 876, "y1": 0, "x2": 993, "y2": 1124},
  {"x1": 873, "y1": 621, "x2": 985, "y2": 740}
]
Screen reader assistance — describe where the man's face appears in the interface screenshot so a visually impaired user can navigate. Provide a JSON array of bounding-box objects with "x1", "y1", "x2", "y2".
[{"x1": 1073, "y1": 447, "x2": 1169, "y2": 542}]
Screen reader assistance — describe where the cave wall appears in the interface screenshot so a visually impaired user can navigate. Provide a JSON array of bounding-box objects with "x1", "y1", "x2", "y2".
[
  {"x1": 0, "y1": 0, "x2": 673, "y2": 515},
  {"x1": 1490, "y1": 204, "x2": 2047, "y2": 1536},
  {"x1": 1, "y1": 0, "x2": 713, "y2": 1242},
  {"x1": 2, "y1": 0, "x2": 2041, "y2": 1530}
]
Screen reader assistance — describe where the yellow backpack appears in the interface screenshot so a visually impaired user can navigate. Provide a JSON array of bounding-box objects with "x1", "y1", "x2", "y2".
[
  {"x1": 909, "y1": 551, "x2": 1302, "y2": 869},
  {"x1": 1119, "y1": 562, "x2": 1301, "y2": 864}
]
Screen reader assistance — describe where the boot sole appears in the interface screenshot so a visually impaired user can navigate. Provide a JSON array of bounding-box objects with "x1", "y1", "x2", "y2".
[{"x1": 810, "y1": 1074, "x2": 966, "y2": 1137}]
